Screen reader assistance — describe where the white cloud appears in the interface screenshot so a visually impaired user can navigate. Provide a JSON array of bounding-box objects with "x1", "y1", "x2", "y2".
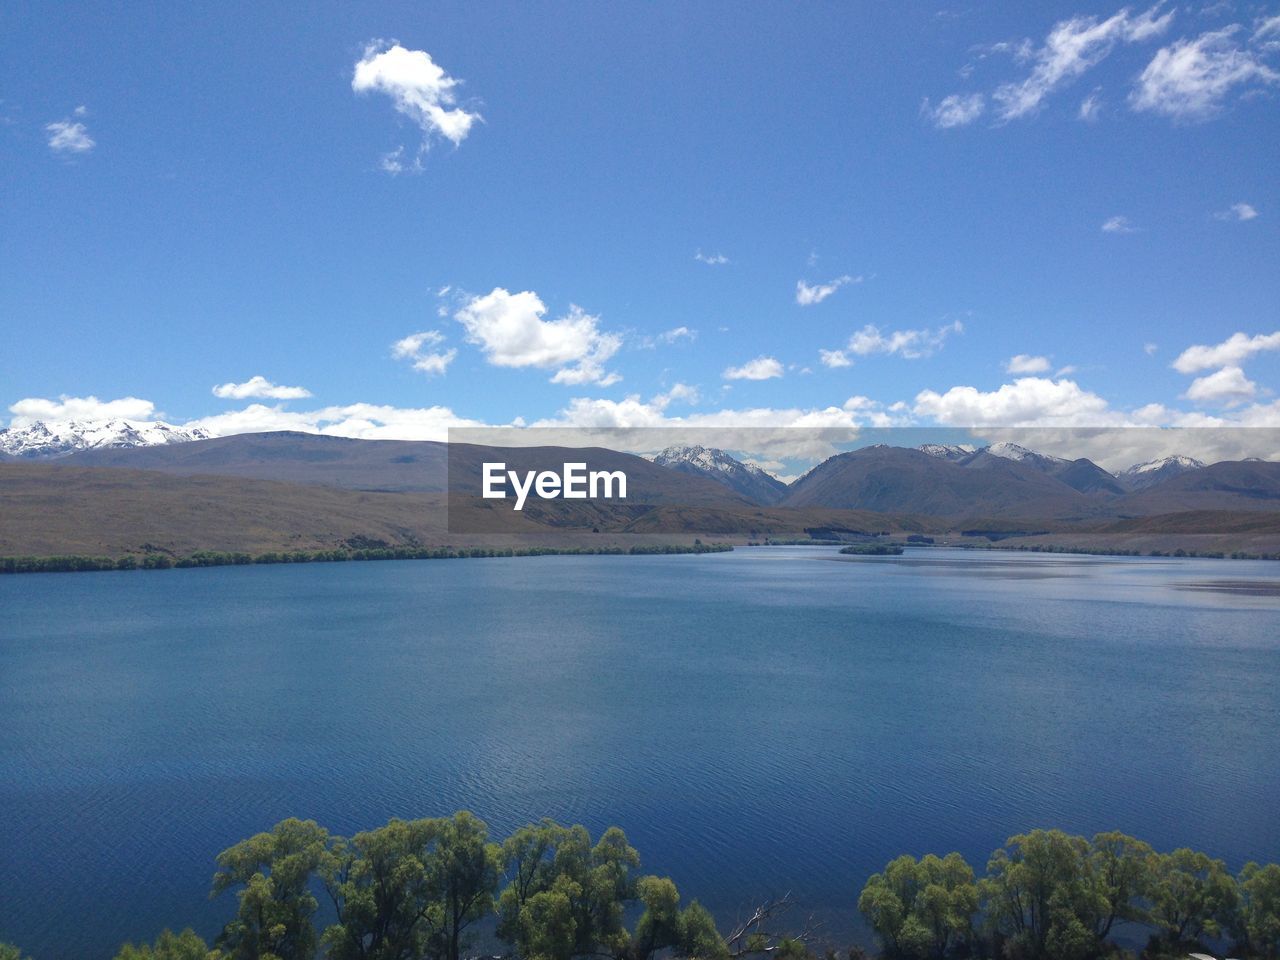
[
  {"x1": 1078, "y1": 91, "x2": 1103, "y2": 120},
  {"x1": 8, "y1": 394, "x2": 154, "y2": 426},
  {"x1": 1102, "y1": 214, "x2": 1137, "y2": 233},
  {"x1": 694, "y1": 249, "x2": 729, "y2": 265},
  {"x1": 455, "y1": 287, "x2": 621, "y2": 386},
  {"x1": 652, "y1": 383, "x2": 699, "y2": 408},
  {"x1": 1184, "y1": 365, "x2": 1258, "y2": 406},
  {"x1": 187, "y1": 402, "x2": 487, "y2": 442},
  {"x1": 211, "y1": 376, "x2": 313, "y2": 400},
  {"x1": 1006, "y1": 354, "x2": 1052, "y2": 374},
  {"x1": 922, "y1": 93, "x2": 986, "y2": 128},
  {"x1": 1130, "y1": 26, "x2": 1279, "y2": 119},
  {"x1": 658, "y1": 326, "x2": 695, "y2": 344},
  {"x1": 352, "y1": 42, "x2": 481, "y2": 171},
  {"x1": 45, "y1": 106, "x2": 95, "y2": 154},
  {"x1": 723, "y1": 356, "x2": 785, "y2": 381},
  {"x1": 391, "y1": 331, "x2": 457, "y2": 376},
  {"x1": 1144, "y1": 342, "x2": 1159, "y2": 355},
  {"x1": 1215, "y1": 201, "x2": 1259, "y2": 221},
  {"x1": 526, "y1": 396, "x2": 865, "y2": 461},
  {"x1": 991, "y1": 5, "x2": 1175, "y2": 121},
  {"x1": 914, "y1": 376, "x2": 1115, "y2": 426},
  {"x1": 843, "y1": 320, "x2": 963, "y2": 359},
  {"x1": 636, "y1": 326, "x2": 697, "y2": 349},
  {"x1": 1172, "y1": 330, "x2": 1280, "y2": 372},
  {"x1": 819, "y1": 349, "x2": 853, "y2": 368},
  {"x1": 796, "y1": 275, "x2": 858, "y2": 306}
]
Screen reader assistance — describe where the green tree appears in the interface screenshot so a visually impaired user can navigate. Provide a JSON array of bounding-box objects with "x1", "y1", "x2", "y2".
[
  {"x1": 422, "y1": 811, "x2": 501, "y2": 960},
  {"x1": 632, "y1": 876, "x2": 683, "y2": 960},
  {"x1": 114, "y1": 929, "x2": 223, "y2": 960},
  {"x1": 496, "y1": 821, "x2": 647, "y2": 960},
  {"x1": 518, "y1": 875, "x2": 582, "y2": 960},
  {"x1": 981, "y1": 830, "x2": 1097, "y2": 960},
  {"x1": 0, "y1": 945, "x2": 31, "y2": 960},
  {"x1": 1087, "y1": 831, "x2": 1154, "y2": 939},
  {"x1": 857, "y1": 853, "x2": 978, "y2": 958},
  {"x1": 211, "y1": 817, "x2": 333, "y2": 960},
  {"x1": 1236, "y1": 862, "x2": 1280, "y2": 959},
  {"x1": 677, "y1": 901, "x2": 730, "y2": 960},
  {"x1": 321, "y1": 818, "x2": 439, "y2": 960},
  {"x1": 1148, "y1": 848, "x2": 1238, "y2": 945}
]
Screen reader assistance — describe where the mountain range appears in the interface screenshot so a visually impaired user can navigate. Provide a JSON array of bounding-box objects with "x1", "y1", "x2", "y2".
[
  {"x1": 1, "y1": 422, "x2": 1279, "y2": 559},
  {"x1": 0, "y1": 418, "x2": 210, "y2": 459},
  {"x1": 0, "y1": 419, "x2": 1233, "y2": 496}
]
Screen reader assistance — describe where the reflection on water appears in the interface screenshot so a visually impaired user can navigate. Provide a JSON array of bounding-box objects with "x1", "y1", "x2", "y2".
[{"x1": 1, "y1": 547, "x2": 1277, "y2": 958}]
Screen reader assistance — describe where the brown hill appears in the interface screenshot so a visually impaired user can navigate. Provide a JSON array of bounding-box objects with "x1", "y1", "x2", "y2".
[
  {"x1": 0, "y1": 462, "x2": 921, "y2": 559},
  {"x1": 781, "y1": 445, "x2": 1102, "y2": 520},
  {"x1": 62, "y1": 431, "x2": 451, "y2": 491},
  {"x1": 1115, "y1": 460, "x2": 1280, "y2": 514}
]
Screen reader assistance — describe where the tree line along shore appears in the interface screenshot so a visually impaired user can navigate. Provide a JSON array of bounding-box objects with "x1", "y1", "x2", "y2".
[
  {"x1": 0, "y1": 542, "x2": 733, "y2": 575},
  {"x1": 6, "y1": 539, "x2": 1280, "y2": 576},
  {"x1": 3, "y1": 814, "x2": 1278, "y2": 960}
]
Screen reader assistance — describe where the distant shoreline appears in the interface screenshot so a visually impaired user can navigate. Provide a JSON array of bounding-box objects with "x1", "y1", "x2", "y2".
[
  {"x1": 5, "y1": 537, "x2": 1280, "y2": 577},
  {"x1": 0, "y1": 542, "x2": 735, "y2": 576}
]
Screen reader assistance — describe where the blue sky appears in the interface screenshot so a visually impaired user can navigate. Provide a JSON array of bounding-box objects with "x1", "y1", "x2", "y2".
[{"x1": 2, "y1": 0, "x2": 1278, "y2": 460}]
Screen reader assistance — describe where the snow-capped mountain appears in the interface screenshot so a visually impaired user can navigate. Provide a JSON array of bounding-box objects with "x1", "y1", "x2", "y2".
[
  {"x1": 1116, "y1": 455, "x2": 1206, "y2": 491},
  {"x1": 652, "y1": 444, "x2": 788, "y2": 505},
  {"x1": 982, "y1": 441, "x2": 1068, "y2": 467},
  {"x1": 917, "y1": 441, "x2": 1066, "y2": 468},
  {"x1": 0, "y1": 418, "x2": 212, "y2": 459},
  {"x1": 916, "y1": 443, "x2": 977, "y2": 461}
]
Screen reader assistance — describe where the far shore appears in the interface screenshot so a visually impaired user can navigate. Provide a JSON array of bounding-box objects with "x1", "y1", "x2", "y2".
[{"x1": 5, "y1": 536, "x2": 1280, "y2": 577}]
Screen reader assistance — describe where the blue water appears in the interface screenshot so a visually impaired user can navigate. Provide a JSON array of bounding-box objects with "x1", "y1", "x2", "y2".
[{"x1": 1, "y1": 547, "x2": 1278, "y2": 958}]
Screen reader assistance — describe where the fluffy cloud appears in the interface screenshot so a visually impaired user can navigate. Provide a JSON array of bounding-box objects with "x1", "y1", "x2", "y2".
[
  {"x1": 392, "y1": 331, "x2": 457, "y2": 376},
  {"x1": 352, "y1": 42, "x2": 481, "y2": 171},
  {"x1": 1006, "y1": 354, "x2": 1052, "y2": 374},
  {"x1": 723, "y1": 356, "x2": 784, "y2": 381},
  {"x1": 694, "y1": 250, "x2": 729, "y2": 265},
  {"x1": 211, "y1": 376, "x2": 313, "y2": 400},
  {"x1": 841, "y1": 320, "x2": 963, "y2": 359},
  {"x1": 796, "y1": 275, "x2": 858, "y2": 306},
  {"x1": 1215, "y1": 202, "x2": 1259, "y2": 221},
  {"x1": 455, "y1": 287, "x2": 621, "y2": 386},
  {"x1": 525, "y1": 395, "x2": 865, "y2": 461},
  {"x1": 1101, "y1": 215, "x2": 1137, "y2": 233},
  {"x1": 923, "y1": 93, "x2": 986, "y2": 128},
  {"x1": 45, "y1": 106, "x2": 94, "y2": 154},
  {"x1": 991, "y1": 5, "x2": 1174, "y2": 121},
  {"x1": 651, "y1": 383, "x2": 699, "y2": 408},
  {"x1": 1172, "y1": 330, "x2": 1280, "y2": 373},
  {"x1": 1184, "y1": 365, "x2": 1258, "y2": 407},
  {"x1": 1130, "y1": 26, "x2": 1279, "y2": 119},
  {"x1": 8, "y1": 394, "x2": 154, "y2": 426},
  {"x1": 186, "y1": 402, "x2": 488, "y2": 442},
  {"x1": 913, "y1": 376, "x2": 1117, "y2": 427},
  {"x1": 819, "y1": 349, "x2": 853, "y2": 368}
]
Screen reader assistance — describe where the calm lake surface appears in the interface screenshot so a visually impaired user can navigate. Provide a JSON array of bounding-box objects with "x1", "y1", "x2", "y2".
[{"x1": 2, "y1": 547, "x2": 1279, "y2": 958}]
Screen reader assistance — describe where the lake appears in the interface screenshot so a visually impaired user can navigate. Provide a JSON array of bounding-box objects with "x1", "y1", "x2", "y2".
[{"x1": 1, "y1": 547, "x2": 1278, "y2": 958}]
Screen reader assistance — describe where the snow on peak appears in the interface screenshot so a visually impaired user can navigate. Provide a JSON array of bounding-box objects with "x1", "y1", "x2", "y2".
[
  {"x1": 0, "y1": 418, "x2": 211, "y2": 459},
  {"x1": 1125, "y1": 454, "x2": 1206, "y2": 475},
  {"x1": 652, "y1": 444, "x2": 773, "y2": 478},
  {"x1": 918, "y1": 443, "x2": 977, "y2": 461},
  {"x1": 984, "y1": 441, "x2": 1065, "y2": 464}
]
